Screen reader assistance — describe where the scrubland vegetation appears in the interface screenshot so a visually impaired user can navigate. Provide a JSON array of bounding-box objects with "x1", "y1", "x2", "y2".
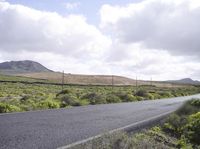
[
  {"x1": 0, "y1": 74, "x2": 200, "y2": 113},
  {"x1": 72, "y1": 99, "x2": 200, "y2": 149}
]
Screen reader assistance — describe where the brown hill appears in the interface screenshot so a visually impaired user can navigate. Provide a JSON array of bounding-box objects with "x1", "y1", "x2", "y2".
[
  {"x1": 0, "y1": 60, "x2": 52, "y2": 75},
  {"x1": 17, "y1": 72, "x2": 187, "y2": 88},
  {"x1": 0, "y1": 60, "x2": 192, "y2": 87}
]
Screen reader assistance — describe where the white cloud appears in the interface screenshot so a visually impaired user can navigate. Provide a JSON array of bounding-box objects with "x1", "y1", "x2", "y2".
[
  {"x1": 64, "y1": 2, "x2": 80, "y2": 10},
  {"x1": 1, "y1": 1, "x2": 200, "y2": 81},
  {"x1": 100, "y1": 0, "x2": 200, "y2": 58},
  {"x1": 0, "y1": 2, "x2": 111, "y2": 59},
  {"x1": 102, "y1": 41, "x2": 200, "y2": 80}
]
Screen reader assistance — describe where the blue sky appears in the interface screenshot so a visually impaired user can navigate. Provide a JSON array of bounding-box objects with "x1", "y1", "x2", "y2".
[{"x1": 6, "y1": 0, "x2": 142, "y2": 24}]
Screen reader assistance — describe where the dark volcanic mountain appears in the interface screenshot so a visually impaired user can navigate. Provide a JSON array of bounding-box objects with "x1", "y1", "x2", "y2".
[
  {"x1": 0, "y1": 60, "x2": 52, "y2": 75},
  {"x1": 167, "y1": 78, "x2": 200, "y2": 85}
]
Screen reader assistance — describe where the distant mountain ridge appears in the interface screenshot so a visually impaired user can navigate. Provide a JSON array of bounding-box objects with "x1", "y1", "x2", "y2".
[
  {"x1": 167, "y1": 78, "x2": 200, "y2": 85},
  {"x1": 0, "y1": 60, "x2": 52, "y2": 75}
]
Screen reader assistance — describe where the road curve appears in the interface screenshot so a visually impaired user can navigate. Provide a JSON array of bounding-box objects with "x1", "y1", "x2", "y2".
[{"x1": 0, "y1": 94, "x2": 200, "y2": 149}]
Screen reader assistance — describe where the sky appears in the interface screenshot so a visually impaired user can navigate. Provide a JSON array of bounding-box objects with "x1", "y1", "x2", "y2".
[{"x1": 0, "y1": 0, "x2": 200, "y2": 81}]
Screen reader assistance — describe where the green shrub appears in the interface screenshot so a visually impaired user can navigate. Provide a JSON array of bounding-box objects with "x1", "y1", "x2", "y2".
[
  {"x1": 78, "y1": 100, "x2": 90, "y2": 106},
  {"x1": 163, "y1": 99, "x2": 200, "y2": 147},
  {"x1": 74, "y1": 131, "x2": 130, "y2": 149},
  {"x1": 152, "y1": 93, "x2": 161, "y2": 99},
  {"x1": 146, "y1": 93, "x2": 154, "y2": 100},
  {"x1": 135, "y1": 89, "x2": 148, "y2": 97},
  {"x1": 0, "y1": 93, "x2": 5, "y2": 97},
  {"x1": 20, "y1": 95, "x2": 30, "y2": 102},
  {"x1": 82, "y1": 93, "x2": 106, "y2": 105},
  {"x1": 37, "y1": 100, "x2": 60, "y2": 109},
  {"x1": 122, "y1": 94, "x2": 137, "y2": 102},
  {"x1": 176, "y1": 136, "x2": 193, "y2": 149},
  {"x1": 1, "y1": 79, "x2": 200, "y2": 113},
  {"x1": 158, "y1": 92, "x2": 172, "y2": 98},
  {"x1": 114, "y1": 91, "x2": 126, "y2": 99},
  {"x1": 184, "y1": 112, "x2": 200, "y2": 145},
  {"x1": 171, "y1": 91, "x2": 182, "y2": 97},
  {"x1": 176, "y1": 99, "x2": 200, "y2": 116},
  {"x1": 106, "y1": 94, "x2": 121, "y2": 103},
  {"x1": 163, "y1": 114, "x2": 187, "y2": 137},
  {"x1": 56, "y1": 89, "x2": 72, "y2": 97},
  {"x1": 0, "y1": 103, "x2": 21, "y2": 113},
  {"x1": 190, "y1": 99, "x2": 200, "y2": 107},
  {"x1": 60, "y1": 94, "x2": 80, "y2": 107},
  {"x1": 115, "y1": 92, "x2": 137, "y2": 102},
  {"x1": 135, "y1": 96, "x2": 144, "y2": 101}
]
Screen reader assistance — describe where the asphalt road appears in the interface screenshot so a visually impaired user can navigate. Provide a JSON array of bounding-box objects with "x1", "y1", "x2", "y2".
[{"x1": 0, "y1": 94, "x2": 200, "y2": 149}]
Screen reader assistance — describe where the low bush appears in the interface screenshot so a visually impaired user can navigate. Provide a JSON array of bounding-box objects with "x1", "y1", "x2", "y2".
[
  {"x1": 56, "y1": 89, "x2": 73, "y2": 97},
  {"x1": 82, "y1": 92, "x2": 106, "y2": 105},
  {"x1": 158, "y1": 92, "x2": 173, "y2": 98},
  {"x1": 163, "y1": 114, "x2": 188, "y2": 137},
  {"x1": 163, "y1": 99, "x2": 200, "y2": 147},
  {"x1": 59, "y1": 94, "x2": 80, "y2": 107},
  {"x1": 115, "y1": 92, "x2": 137, "y2": 102},
  {"x1": 135, "y1": 96, "x2": 144, "y2": 101},
  {"x1": 20, "y1": 95, "x2": 30, "y2": 102},
  {"x1": 176, "y1": 99, "x2": 200, "y2": 116},
  {"x1": 0, "y1": 102, "x2": 21, "y2": 113},
  {"x1": 37, "y1": 100, "x2": 60, "y2": 109},
  {"x1": 73, "y1": 127, "x2": 177, "y2": 149},
  {"x1": 1, "y1": 79, "x2": 200, "y2": 113},
  {"x1": 190, "y1": 99, "x2": 200, "y2": 107},
  {"x1": 184, "y1": 112, "x2": 200, "y2": 145},
  {"x1": 78, "y1": 100, "x2": 90, "y2": 106},
  {"x1": 122, "y1": 94, "x2": 137, "y2": 102},
  {"x1": 152, "y1": 93, "x2": 161, "y2": 99},
  {"x1": 105, "y1": 94, "x2": 121, "y2": 103},
  {"x1": 146, "y1": 93, "x2": 154, "y2": 100},
  {"x1": 135, "y1": 89, "x2": 148, "y2": 97}
]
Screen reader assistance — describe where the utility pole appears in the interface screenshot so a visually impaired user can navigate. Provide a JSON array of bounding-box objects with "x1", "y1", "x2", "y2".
[
  {"x1": 61, "y1": 70, "x2": 64, "y2": 91},
  {"x1": 136, "y1": 76, "x2": 138, "y2": 88},
  {"x1": 111, "y1": 75, "x2": 114, "y2": 91},
  {"x1": 136, "y1": 76, "x2": 138, "y2": 91},
  {"x1": 151, "y1": 77, "x2": 152, "y2": 86}
]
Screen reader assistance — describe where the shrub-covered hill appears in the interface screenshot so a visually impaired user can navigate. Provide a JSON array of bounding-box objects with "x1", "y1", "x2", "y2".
[{"x1": 0, "y1": 60, "x2": 52, "y2": 75}]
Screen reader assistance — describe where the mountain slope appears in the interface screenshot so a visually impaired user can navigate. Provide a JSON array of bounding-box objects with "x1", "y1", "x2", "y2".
[
  {"x1": 18, "y1": 72, "x2": 136, "y2": 85},
  {"x1": 18, "y1": 72, "x2": 187, "y2": 87},
  {"x1": 167, "y1": 78, "x2": 200, "y2": 85},
  {"x1": 0, "y1": 60, "x2": 52, "y2": 75}
]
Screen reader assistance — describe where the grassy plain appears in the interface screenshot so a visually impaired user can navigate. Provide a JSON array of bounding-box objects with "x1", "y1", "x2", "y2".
[{"x1": 0, "y1": 74, "x2": 200, "y2": 113}]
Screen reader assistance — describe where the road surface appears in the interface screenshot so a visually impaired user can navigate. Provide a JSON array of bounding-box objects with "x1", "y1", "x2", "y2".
[{"x1": 0, "y1": 94, "x2": 200, "y2": 149}]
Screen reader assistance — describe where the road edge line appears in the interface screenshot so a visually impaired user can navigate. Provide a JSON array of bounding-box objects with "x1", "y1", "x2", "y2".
[{"x1": 57, "y1": 110, "x2": 174, "y2": 149}]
